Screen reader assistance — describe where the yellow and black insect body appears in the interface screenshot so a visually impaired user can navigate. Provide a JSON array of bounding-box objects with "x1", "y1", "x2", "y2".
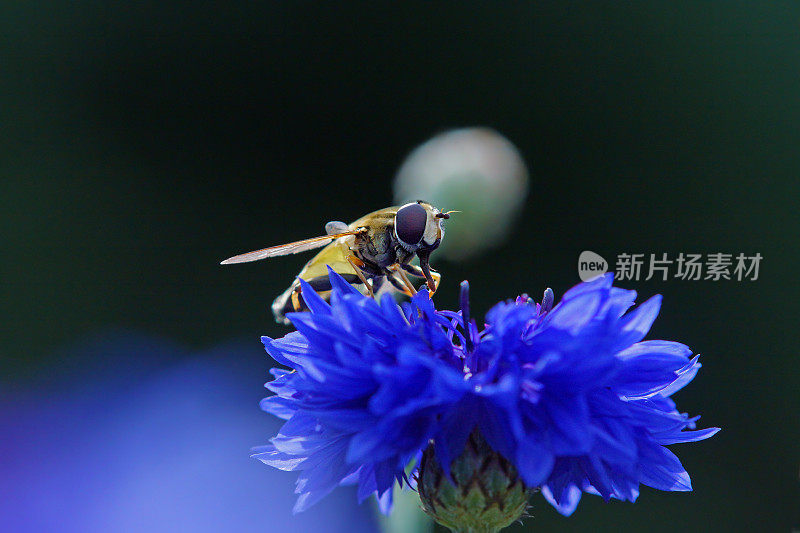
[{"x1": 221, "y1": 201, "x2": 452, "y2": 324}]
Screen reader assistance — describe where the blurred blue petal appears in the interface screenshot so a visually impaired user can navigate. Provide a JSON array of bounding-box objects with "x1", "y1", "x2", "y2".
[{"x1": 0, "y1": 332, "x2": 378, "y2": 533}]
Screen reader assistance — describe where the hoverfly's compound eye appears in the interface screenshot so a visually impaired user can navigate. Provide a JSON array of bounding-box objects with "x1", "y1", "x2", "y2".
[{"x1": 395, "y1": 202, "x2": 428, "y2": 246}]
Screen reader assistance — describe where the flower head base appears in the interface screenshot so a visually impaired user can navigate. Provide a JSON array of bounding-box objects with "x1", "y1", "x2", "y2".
[
  {"x1": 253, "y1": 267, "x2": 718, "y2": 521},
  {"x1": 419, "y1": 430, "x2": 531, "y2": 532}
]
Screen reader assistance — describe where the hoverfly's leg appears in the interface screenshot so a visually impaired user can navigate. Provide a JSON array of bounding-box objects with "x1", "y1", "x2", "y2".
[
  {"x1": 388, "y1": 264, "x2": 418, "y2": 296},
  {"x1": 346, "y1": 255, "x2": 375, "y2": 297},
  {"x1": 386, "y1": 268, "x2": 415, "y2": 297},
  {"x1": 291, "y1": 285, "x2": 303, "y2": 312},
  {"x1": 428, "y1": 271, "x2": 441, "y2": 295},
  {"x1": 416, "y1": 250, "x2": 438, "y2": 294},
  {"x1": 400, "y1": 263, "x2": 441, "y2": 295}
]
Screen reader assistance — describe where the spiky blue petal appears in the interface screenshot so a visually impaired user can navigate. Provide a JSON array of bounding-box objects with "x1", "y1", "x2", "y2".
[{"x1": 254, "y1": 270, "x2": 718, "y2": 515}]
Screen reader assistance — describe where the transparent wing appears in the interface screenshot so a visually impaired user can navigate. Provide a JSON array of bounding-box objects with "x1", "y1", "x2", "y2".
[{"x1": 220, "y1": 229, "x2": 364, "y2": 265}]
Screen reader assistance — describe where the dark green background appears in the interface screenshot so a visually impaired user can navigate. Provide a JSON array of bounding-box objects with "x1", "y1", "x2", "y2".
[{"x1": 2, "y1": 3, "x2": 797, "y2": 531}]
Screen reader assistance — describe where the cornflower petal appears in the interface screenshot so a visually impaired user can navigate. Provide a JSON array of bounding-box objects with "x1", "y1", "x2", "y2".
[{"x1": 253, "y1": 270, "x2": 717, "y2": 517}]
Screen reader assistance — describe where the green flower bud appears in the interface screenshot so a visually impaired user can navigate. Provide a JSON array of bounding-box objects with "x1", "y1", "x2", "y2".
[{"x1": 418, "y1": 431, "x2": 533, "y2": 533}]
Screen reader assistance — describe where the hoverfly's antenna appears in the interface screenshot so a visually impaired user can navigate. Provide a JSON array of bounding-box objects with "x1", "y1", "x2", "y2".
[{"x1": 436, "y1": 210, "x2": 461, "y2": 219}]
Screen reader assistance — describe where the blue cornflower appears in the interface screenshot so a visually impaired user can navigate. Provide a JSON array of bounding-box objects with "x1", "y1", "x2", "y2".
[{"x1": 253, "y1": 268, "x2": 718, "y2": 520}]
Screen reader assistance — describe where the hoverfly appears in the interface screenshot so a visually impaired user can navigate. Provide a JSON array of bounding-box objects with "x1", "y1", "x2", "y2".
[{"x1": 221, "y1": 201, "x2": 455, "y2": 324}]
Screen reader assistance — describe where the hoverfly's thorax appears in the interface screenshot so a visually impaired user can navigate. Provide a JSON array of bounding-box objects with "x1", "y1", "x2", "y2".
[{"x1": 359, "y1": 224, "x2": 396, "y2": 272}]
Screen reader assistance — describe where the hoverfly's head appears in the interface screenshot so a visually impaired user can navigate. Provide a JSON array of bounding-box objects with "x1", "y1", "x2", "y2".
[
  {"x1": 394, "y1": 200, "x2": 454, "y2": 253},
  {"x1": 395, "y1": 200, "x2": 457, "y2": 293}
]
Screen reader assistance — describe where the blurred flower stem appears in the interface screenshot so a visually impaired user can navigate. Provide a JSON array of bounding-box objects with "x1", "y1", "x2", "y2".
[{"x1": 378, "y1": 484, "x2": 433, "y2": 533}]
